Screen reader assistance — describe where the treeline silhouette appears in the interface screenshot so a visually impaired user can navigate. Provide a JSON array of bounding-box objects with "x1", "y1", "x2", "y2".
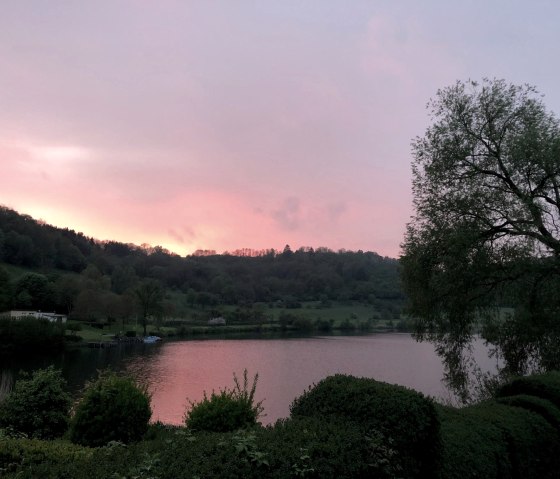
[{"x1": 0, "y1": 206, "x2": 403, "y2": 321}]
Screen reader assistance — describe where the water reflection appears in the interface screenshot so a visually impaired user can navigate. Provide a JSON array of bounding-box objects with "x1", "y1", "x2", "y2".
[{"x1": 2, "y1": 334, "x2": 497, "y2": 425}]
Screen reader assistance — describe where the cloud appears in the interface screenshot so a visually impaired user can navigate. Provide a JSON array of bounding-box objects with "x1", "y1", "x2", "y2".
[
  {"x1": 168, "y1": 229, "x2": 185, "y2": 244},
  {"x1": 271, "y1": 197, "x2": 301, "y2": 231}
]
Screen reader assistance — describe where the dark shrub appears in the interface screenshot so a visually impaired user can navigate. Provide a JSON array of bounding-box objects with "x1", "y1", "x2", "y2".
[
  {"x1": 438, "y1": 401, "x2": 560, "y2": 479},
  {"x1": 495, "y1": 371, "x2": 560, "y2": 408},
  {"x1": 185, "y1": 370, "x2": 263, "y2": 432},
  {"x1": 0, "y1": 437, "x2": 93, "y2": 479},
  {"x1": 471, "y1": 402, "x2": 560, "y2": 479},
  {"x1": 0, "y1": 318, "x2": 66, "y2": 356},
  {"x1": 112, "y1": 417, "x2": 399, "y2": 479},
  {"x1": 261, "y1": 416, "x2": 400, "y2": 479},
  {"x1": 70, "y1": 371, "x2": 151, "y2": 447},
  {"x1": 290, "y1": 374, "x2": 440, "y2": 478},
  {"x1": 496, "y1": 394, "x2": 560, "y2": 432},
  {"x1": 437, "y1": 405, "x2": 510, "y2": 479},
  {"x1": 0, "y1": 366, "x2": 72, "y2": 439}
]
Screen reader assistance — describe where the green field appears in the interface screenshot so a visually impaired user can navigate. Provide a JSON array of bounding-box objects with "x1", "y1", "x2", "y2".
[{"x1": 67, "y1": 301, "x2": 407, "y2": 344}]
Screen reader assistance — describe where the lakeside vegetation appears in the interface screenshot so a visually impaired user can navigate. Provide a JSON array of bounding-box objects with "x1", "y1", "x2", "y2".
[
  {"x1": 0, "y1": 206, "x2": 405, "y2": 349},
  {"x1": 2, "y1": 367, "x2": 560, "y2": 478}
]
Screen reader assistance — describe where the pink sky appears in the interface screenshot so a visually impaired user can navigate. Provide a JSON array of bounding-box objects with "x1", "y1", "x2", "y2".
[{"x1": 1, "y1": 1, "x2": 559, "y2": 258}]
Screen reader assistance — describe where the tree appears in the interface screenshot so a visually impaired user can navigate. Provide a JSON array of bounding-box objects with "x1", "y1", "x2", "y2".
[
  {"x1": 0, "y1": 266, "x2": 12, "y2": 311},
  {"x1": 401, "y1": 79, "x2": 560, "y2": 399},
  {"x1": 70, "y1": 371, "x2": 151, "y2": 446},
  {"x1": 0, "y1": 366, "x2": 72, "y2": 439},
  {"x1": 14, "y1": 273, "x2": 55, "y2": 311},
  {"x1": 135, "y1": 279, "x2": 164, "y2": 336}
]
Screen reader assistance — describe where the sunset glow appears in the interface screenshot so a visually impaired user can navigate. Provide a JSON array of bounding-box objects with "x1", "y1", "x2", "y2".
[{"x1": 1, "y1": 1, "x2": 559, "y2": 258}]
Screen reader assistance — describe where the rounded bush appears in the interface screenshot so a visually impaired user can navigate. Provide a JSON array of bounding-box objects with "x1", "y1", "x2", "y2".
[
  {"x1": 261, "y1": 416, "x2": 400, "y2": 479},
  {"x1": 437, "y1": 405, "x2": 510, "y2": 479},
  {"x1": 0, "y1": 366, "x2": 71, "y2": 439},
  {"x1": 495, "y1": 371, "x2": 560, "y2": 408},
  {"x1": 496, "y1": 394, "x2": 560, "y2": 432},
  {"x1": 464, "y1": 402, "x2": 560, "y2": 479},
  {"x1": 185, "y1": 370, "x2": 263, "y2": 432},
  {"x1": 70, "y1": 371, "x2": 151, "y2": 447},
  {"x1": 290, "y1": 374, "x2": 441, "y2": 478},
  {"x1": 186, "y1": 390, "x2": 259, "y2": 432}
]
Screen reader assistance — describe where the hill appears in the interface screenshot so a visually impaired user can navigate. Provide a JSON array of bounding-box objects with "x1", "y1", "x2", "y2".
[{"x1": 0, "y1": 206, "x2": 404, "y2": 328}]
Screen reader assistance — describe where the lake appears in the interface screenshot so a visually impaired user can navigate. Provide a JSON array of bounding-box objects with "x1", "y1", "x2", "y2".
[{"x1": 1, "y1": 333, "x2": 498, "y2": 425}]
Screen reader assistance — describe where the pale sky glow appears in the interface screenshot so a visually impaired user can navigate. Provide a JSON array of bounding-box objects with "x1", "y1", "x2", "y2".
[{"x1": 1, "y1": 1, "x2": 560, "y2": 257}]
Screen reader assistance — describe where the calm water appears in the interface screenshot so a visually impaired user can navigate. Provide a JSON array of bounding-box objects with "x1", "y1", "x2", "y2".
[{"x1": 1, "y1": 334, "x2": 497, "y2": 425}]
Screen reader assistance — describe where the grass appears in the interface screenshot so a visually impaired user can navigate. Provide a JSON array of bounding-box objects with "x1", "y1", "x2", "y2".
[{"x1": 67, "y1": 301, "x2": 404, "y2": 344}]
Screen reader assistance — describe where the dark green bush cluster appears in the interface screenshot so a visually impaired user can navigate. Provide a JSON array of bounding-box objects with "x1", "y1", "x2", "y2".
[
  {"x1": 290, "y1": 374, "x2": 441, "y2": 478},
  {"x1": 0, "y1": 318, "x2": 66, "y2": 356},
  {"x1": 495, "y1": 371, "x2": 560, "y2": 408},
  {"x1": 0, "y1": 419, "x2": 401, "y2": 479},
  {"x1": 0, "y1": 366, "x2": 72, "y2": 439},
  {"x1": 5, "y1": 371, "x2": 560, "y2": 479},
  {"x1": 69, "y1": 371, "x2": 151, "y2": 447},
  {"x1": 185, "y1": 370, "x2": 263, "y2": 432},
  {"x1": 0, "y1": 437, "x2": 93, "y2": 479},
  {"x1": 438, "y1": 371, "x2": 560, "y2": 479}
]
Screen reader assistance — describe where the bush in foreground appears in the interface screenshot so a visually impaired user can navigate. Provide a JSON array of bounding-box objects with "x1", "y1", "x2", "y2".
[
  {"x1": 0, "y1": 366, "x2": 72, "y2": 439},
  {"x1": 438, "y1": 400, "x2": 560, "y2": 479},
  {"x1": 290, "y1": 374, "x2": 441, "y2": 478},
  {"x1": 185, "y1": 369, "x2": 263, "y2": 432},
  {"x1": 495, "y1": 371, "x2": 560, "y2": 409},
  {"x1": 69, "y1": 371, "x2": 151, "y2": 447}
]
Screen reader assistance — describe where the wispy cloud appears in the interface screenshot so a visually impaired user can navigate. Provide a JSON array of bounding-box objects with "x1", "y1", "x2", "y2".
[{"x1": 1, "y1": 1, "x2": 559, "y2": 257}]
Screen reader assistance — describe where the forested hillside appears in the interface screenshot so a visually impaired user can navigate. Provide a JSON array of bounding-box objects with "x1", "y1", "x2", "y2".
[{"x1": 0, "y1": 206, "x2": 404, "y2": 323}]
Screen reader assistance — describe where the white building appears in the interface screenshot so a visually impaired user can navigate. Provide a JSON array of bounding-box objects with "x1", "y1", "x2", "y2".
[{"x1": 0, "y1": 310, "x2": 67, "y2": 323}]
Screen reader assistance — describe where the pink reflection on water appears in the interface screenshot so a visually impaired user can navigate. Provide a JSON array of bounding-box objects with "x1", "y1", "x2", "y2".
[{"x1": 123, "y1": 334, "x2": 497, "y2": 426}]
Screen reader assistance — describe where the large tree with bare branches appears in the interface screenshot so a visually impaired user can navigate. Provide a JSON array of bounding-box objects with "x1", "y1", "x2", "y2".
[{"x1": 401, "y1": 79, "x2": 560, "y2": 399}]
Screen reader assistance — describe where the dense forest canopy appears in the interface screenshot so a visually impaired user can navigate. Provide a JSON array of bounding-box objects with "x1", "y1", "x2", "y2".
[{"x1": 0, "y1": 206, "x2": 403, "y2": 321}]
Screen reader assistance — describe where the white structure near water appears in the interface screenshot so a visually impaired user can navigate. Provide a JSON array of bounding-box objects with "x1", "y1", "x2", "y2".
[{"x1": 0, "y1": 310, "x2": 67, "y2": 323}]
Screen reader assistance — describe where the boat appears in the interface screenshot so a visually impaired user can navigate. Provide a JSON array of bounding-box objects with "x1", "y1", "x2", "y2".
[{"x1": 143, "y1": 335, "x2": 162, "y2": 344}]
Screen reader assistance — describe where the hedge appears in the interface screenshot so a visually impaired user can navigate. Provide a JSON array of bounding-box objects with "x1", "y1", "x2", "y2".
[
  {"x1": 289, "y1": 374, "x2": 441, "y2": 478},
  {"x1": 495, "y1": 371, "x2": 560, "y2": 409},
  {"x1": 438, "y1": 401, "x2": 560, "y2": 479},
  {"x1": 437, "y1": 405, "x2": 510, "y2": 479},
  {"x1": 496, "y1": 394, "x2": 560, "y2": 432}
]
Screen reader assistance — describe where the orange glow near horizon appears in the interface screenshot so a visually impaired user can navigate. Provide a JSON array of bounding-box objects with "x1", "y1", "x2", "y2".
[{"x1": 1, "y1": 3, "x2": 558, "y2": 259}]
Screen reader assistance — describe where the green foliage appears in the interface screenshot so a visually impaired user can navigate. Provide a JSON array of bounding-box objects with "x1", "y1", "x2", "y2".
[
  {"x1": 402, "y1": 78, "x2": 560, "y2": 392},
  {"x1": 14, "y1": 273, "x2": 55, "y2": 310},
  {"x1": 495, "y1": 371, "x2": 560, "y2": 409},
  {"x1": 0, "y1": 437, "x2": 93, "y2": 478},
  {"x1": 70, "y1": 371, "x2": 152, "y2": 447},
  {"x1": 262, "y1": 416, "x2": 401, "y2": 479},
  {"x1": 0, "y1": 317, "x2": 66, "y2": 356},
  {"x1": 0, "y1": 265, "x2": 12, "y2": 311},
  {"x1": 185, "y1": 370, "x2": 263, "y2": 432},
  {"x1": 228, "y1": 430, "x2": 269, "y2": 468},
  {"x1": 0, "y1": 366, "x2": 71, "y2": 439},
  {"x1": 437, "y1": 405, "x2": 511, "y2": 479},
  {"x1": 135, "y1": 280, "x2": 164, "y2": 336},
  {"x1": 438, "y1": 401, "x2": 560, "y2": 479},
  {"x1": 1, "y1": 206, "x2": 404, "y2": 322},
  {"x1": 290, "y1": 374, "x2": 441, "y2": 478},
  {"x1": 496, "y1": 394, "x2": 560, "y2": 432}
]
